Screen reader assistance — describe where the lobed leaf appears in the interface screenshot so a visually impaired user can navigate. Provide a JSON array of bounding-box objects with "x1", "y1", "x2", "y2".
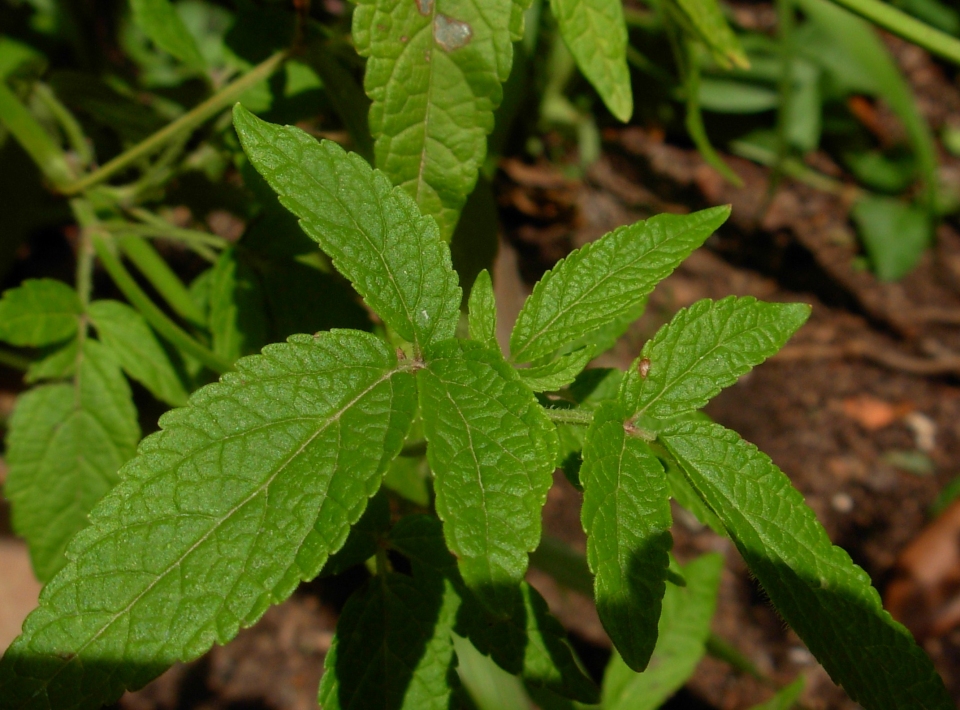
[
  {"x1": 619, "y1": 296, "x2": 811, "y2": 418},
  {"x1": 418, "y1": 339, "x2": 558, "y2": 612},
  {"x1": 234, "y1": 106, "x2": 461, "y2": 348},
  {"x1": 0, "y1": 331, "x2": 417, "y2": 710},
  {"x1": 580, "y1": 401, "x2": 672, "y2": 671},
  {"x1": 549, "y1": 0, "x2": 632, "y2": 122},
  {"x1": 510, "y1": 207, "x2": 730, "y2": 363},
  {"x1": 601, "y1": 553, "x2": 723, "y2": 710},
  {"x1": 660, "y1": 420, "x2": 953, "y2": 710},
  {"x1": 0, "y1": 279, "x2": 82, "y2": 347},
  {"x1": 390, "y1": 515, "x2": 598, "y2": 702},
  {"x1": 353, "y1": 0, "x2": 519, "y2": 239},
  {"x1": 89, "y1": 300, "x2": 189, "y2": 407},
  {"x1": 468, "y1": 269, "x2": 498, "y2": 351},
  {"x1": 4, "y1": 339, "x2": 140, "y2": 582},
  {"x1": 129, "y1": 0, "x2": 206, "y2": 70}
]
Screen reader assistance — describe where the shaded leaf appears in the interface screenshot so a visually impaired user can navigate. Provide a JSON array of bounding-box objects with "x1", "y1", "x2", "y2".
[
  {"x1": 89, "y1": 300, "x2": 189, "y2": 407},
  {"x1": 130, "y1": 0, "x2": 206, "y2": 70},
  {"x1": 4, "y1": 339, "x2": 139, "y2": 582},
  {"x1": 601, "y1": 553, "x2": 723, "y2": 710},
  {"x1": 0, "y1": 279, "x2": 81, "y2": 347},
  {"x1": 660, "y1": 420, "x2": 953, "y2": 710},
  {"x1": 549, "y1": 0, "x2": 632, "y2": 121},
  {"x1": 518, "y1": 348, "x2": 592, "y2": 392},
  {"x1": 580, "y1": 401, "x2": 672, "y2": 671}
]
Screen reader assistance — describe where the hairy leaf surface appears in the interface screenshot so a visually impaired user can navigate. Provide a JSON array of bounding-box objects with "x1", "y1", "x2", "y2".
[
  {"x1": 317, "y1": 572, "x2": 460, "y2": 710},
  {"x1": 580, "y1": 401, "x2": 672, "y2": 671},
  {"x1": 390, "y1": 515, "x2": 598, "y2": 702},
  {"x1": 234, "y1": 106, "x2": 461, "y2": 348},
  {"x1": 601, "y1": 553, "x2": 723, "y2": 710},
  {"x1": 468, "y1": 269, "x2": 497, "y2": 350},
  {"x1": 510, "y1": 207, "x2": 730, "y2": 363},
  {"x1": 0, "y1": 331, "x2": 417, "y2": 710},
  {"x1": 129, "y1": 0, "x2": 206, "y2": 70},
  {"x1": 660, "y1": 420, "x2": 953, "y2": 710},
  {"x1": 89, "y1": 300, "x2": 188, "y2": 407},
  {"x1": 4, "y1": 339, "x2": 139, "y2": 582},
  {"x1": 619, "y1": 297, "x2": 810, "y2": 418},
  {"x1": 0, "y1": 279, "x2": 82, "y2": 347},
  {"x1": 418, "y1": 340, "x2": 558, "y2": 611},
  {"x1": 549, "y1": 0, "x2": 632, "y2": 121},
  {"x1": 353, "y1": 0, "x2": 519, "y2": 239}
]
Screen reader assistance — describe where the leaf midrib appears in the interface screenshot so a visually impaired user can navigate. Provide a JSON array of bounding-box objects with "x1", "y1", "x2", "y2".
[{"x1": 18, "y1": 366, "x2": 401, "y2": 708}]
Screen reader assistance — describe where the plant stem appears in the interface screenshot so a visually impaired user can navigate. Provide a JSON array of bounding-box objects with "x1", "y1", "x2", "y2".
[
  {"x1": 0, "y1": 347, "x2": 30, "y2": 371},
  {"x1": 826, "y1": 0, "x2": 960, "y2": 66},
  {"x1": 543, "y1": 407, "x2": 594, "y2": 426},
  {"x1": 0, "y1": 81, "x2": 75, "y2": 188},
  {"x1": 117, "y1": 235, "x2": 208, "y2": 327},
  {"x1": 61, "y1": 50, "x2": 288, "y2": 195},
  {"x1": 33, "y1": 83, "x2": 93, "y2": 168},
  {"x1": 91, "y1": 234, "x2": 233, "y2": 374}
]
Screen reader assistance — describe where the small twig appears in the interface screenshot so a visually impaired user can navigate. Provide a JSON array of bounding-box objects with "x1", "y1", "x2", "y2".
[{"x1": 776, "y1": 340, "x2": 960, "y2": 376}]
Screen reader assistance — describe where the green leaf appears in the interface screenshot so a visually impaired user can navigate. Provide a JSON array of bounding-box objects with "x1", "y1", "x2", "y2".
[
  {"x1": 4, "y1": 339, "x2": 139, "y2": 582},
  {"x1": 549, "y1": 0, "x2": 633, "y2": 122},
  {"x1": 353, "y1": 0, "x2": 519, "y2": 239},
  {"x1": 601, "y1": 553, "x2": 723, "y2": 710},
  {"x1": 669, "y1": 0, "x2": 749, "y2": 69},
  {"x1": 0, "y1": 279, "x2": 82, "y2": 347},
  {"x1": 390, "y1": 515, "x2": 598, "y2": 702},
  {"x1": 619, "y1": 297, "x2": 811, "y2": 419},
  {"x1": 129, "y1": 0, "x2": 206, "y2": 70},
  {"x1": 234, "y1": 106, "x2": 461, "y2": 348},
  {"x1": 518, "y1": 348, "x2": 592, "y2": 392},
  {"x1": 24, "y1": 340, "x2": 79, "y2": 384},
  {"x1": 580, "y1": 401, "x2": 672, "y2": 671},
  {"x1": 660, "y1": 420, "x2": 953, "y2": 710},
  {"x1": 0, "y1": 331, "x2": 417, "y2": 709},
  {"x1": 318, "y1": 489, "x2": 390, "y2": 578},
  {"x1": 418, "y1": 340, "x2": 558, "y2": 611},
  {"x1": 468, "y1": 269, "x2": 498, "y2": 350},
  {"x1": 89, "y1": 300, "x2": 189, "y2": 407},
  {"x1": 851, "y1": 195, "x2": 931, "y2": 281},
  {"x1": 510, "y1": 207, "x2": 730, "y2": 363},
  {"x1": 317, "y1": 572, "x2": 461, "y2": 710},
  {"x1": 208, "y1": 247, "x2": 269, "y2": 363},
  {"x1": 748, "y1": 677, "x2": 805, "y2": 710}
]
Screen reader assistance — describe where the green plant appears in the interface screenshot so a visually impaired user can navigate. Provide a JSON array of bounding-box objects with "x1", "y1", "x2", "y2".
[{"x1": 0, "y1": 1, "x2": 956, "y2": 708}]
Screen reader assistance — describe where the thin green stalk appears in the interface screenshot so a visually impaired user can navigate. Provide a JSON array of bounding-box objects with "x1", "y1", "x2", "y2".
[
  {"x1": 62, "y1": 50, "x2": 287, "y2": 195},
  {"x1": 91, "y1": 234, "x2": 233, "y2": 374},
  {"x1": 33, "y1": 83, "x2": 93, "y2": 168},
  {"x1": 826, "y1": 0, "x2": 960, "y2": 65},
  {"x1": 117, "y1": 235, "x2": 208, "y2": 327},
  {"x1": 543, "y1": 407, "x2": 594, "y2": 427},
  {"x1": 0, "y1": 82, "x2": 75, "y2": 188},
  {"x1": 0, "y1": 347, "x2": 31, "y2": 371},
  {"x1": 108, "y1": 219, "x2": 228, "y2": 249},
  {"x1": 70, "y1": 199, "x2": 97, "y2": 310}
]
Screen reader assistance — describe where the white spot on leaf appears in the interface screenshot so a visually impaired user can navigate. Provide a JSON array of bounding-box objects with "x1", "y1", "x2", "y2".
[
  {"x1": 433, "y1": 14, "x2": 472, "y2": 51},
  {"x1": 415, "y1": 0, "x2": 434, "y2": 15}
]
